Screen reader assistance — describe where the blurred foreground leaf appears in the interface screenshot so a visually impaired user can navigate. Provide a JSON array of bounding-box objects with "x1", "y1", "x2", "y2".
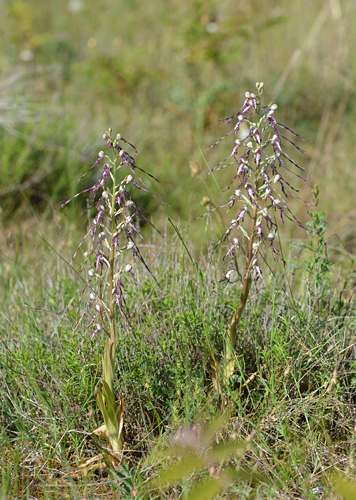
[{"x1": 331, "y1": 474, "x2": 356, "y2": 500}]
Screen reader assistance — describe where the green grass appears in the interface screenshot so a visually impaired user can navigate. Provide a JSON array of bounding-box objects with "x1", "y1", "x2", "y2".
[
  {"x1": 1, "y1": 0, "x2": 356, "y2": 498},
  {"x1": 0, "y1": 0, "x2": 355, "y2": 248},
  {"x1": 1, "y1": 211, "x2": 356, "y2": 498}
]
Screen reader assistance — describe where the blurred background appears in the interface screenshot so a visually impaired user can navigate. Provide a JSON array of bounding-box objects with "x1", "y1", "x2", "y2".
[{"x1": 0, "y1": 0, "x2": 355, "y2": 255}]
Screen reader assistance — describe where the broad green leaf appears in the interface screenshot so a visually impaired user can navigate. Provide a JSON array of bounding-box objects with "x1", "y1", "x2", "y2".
[
  {"x1": 202, "y1": 414, "x2": 230, "y2": 446},
  {"x1": 185, "y1": 476, "x2": 222, "y2": 500},
  {"x1": 103, "y1": 340, "x2": 114, "y2": 388},
  {"x1": 224, "y1": 466, "x2": 264, "y2": 483},
  {"x1": 222, "y1": 357, "x2": 235, "y2": 381},
  {"x1": 331, "y1": 474, "x2": 356, "y2": 500},
  {"x1": 209, "y1": 439, "x2": 248, "y2": 462},
  {"x1": 101, "y1": 379, "x2": 118, "y2": 415},
  {"x1": 151, "y1": 455, "x2": 205, "y2": 488}
]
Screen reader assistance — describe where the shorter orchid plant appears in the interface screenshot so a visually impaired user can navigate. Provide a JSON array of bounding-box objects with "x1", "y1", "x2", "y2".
[
  {"x1": 206, "y1": 82, "x2": 308, "y2": 389},
  {"x1": 63, "y1": 129, "x2": 162, "y2": 456}
]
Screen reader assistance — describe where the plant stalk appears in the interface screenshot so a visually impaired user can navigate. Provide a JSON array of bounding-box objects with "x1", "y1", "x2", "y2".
[{"x1": 223, "y1": 204, "x2": 258, "y2": 380}]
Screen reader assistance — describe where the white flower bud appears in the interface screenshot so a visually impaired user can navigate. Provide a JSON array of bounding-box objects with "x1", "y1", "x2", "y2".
[
  {"x1": 234, "y1": 139, "x2": 241, "y2": 146},
  {"x1": 226, "y1": 270, "x2": 239, "y2": 283},
  {"x1": 233, "y1": 237, "x2": 239, "y2": 247},
  {"x1": 252, "y1": 242, "x2": 259, "y2": 250},
  {"x1": 126, "y1": 175, "x2": 133, "y2": 183},
  {"x1": 119, "y1": 150, "x2": 125, "y2": 157},
  {"x1": 124, "y1": 264, "x2": 132, "y2": 273},
  {"x1": 95, "y1": 323, "x2": 101, "y2": 331},
  {"x1": 98, "y1": 151, "x2": 105, "y2": 159},
  {"x1": 234, "y1": 189, "x2": 241, "y2": 198},
  {"x1": 116, "y1": 133, "x2": 122, "y2": 140},
  {"x1": 238, "y1": 114, "x2": 244, "y2": 121},
  {"x1": 247, "y1": 141, "x2": 253, "y2": 149},
  {"x1": 270, "y1": 104, "x2": 278, "y2": 110},
  {"x1": 127, "y1": 241, "x2": 134, "y2": 249},
  {"x1": 102, "y1": 191, "x2": 109, "y2": 199},
  {"x1": 250, "y1": 93, "x2": 256, "y2": 98},
  {"x1": 244, "y1": 92, "x2": 251, "y2": 98},
  {"x1": 88, "y1": 269, "x2": 95, "y2": 277},
  {"x1": 89, "y1": 292, "x2": 96, "y2": 301},
  {"x1": 95, "y1": 304, "x2": 101, "y2": 313},
  {"x1": 274, "y1": 199, "x2": 281, "y2": 206},
  {"x1": 126, "y1": 200, "x2": 134, "y2": 207},
  {"x1": 267, "y1": 231, "x2": 275, "y2": 241},
  {"x1": 262, "y1": 208, "x2": 268, "y2": 217},
  {"x1": 273, "y1": 174, "x2": 281, "y2": 183}
]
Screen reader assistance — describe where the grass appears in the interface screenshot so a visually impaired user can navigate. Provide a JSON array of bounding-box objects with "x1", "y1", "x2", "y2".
[
  {"x1": 1, "y1": 0, "x2": 356, "y2": 498},
  {"x1": 1, "y1": 208, "x2": 356, "y2": 498}
]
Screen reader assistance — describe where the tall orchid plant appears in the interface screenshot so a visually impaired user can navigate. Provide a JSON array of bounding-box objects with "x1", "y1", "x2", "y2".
[
  {"x1": 63, "y1": 129, "x2": 162, "y2": 455},
  {"x1": 206, "y1": 82, "x2": 307, "y2": 387}
]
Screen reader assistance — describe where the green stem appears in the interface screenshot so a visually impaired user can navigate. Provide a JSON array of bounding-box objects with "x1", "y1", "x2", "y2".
[
  {"x1": 109, "y1": 150, "x2": 117, "y2": 351},
  {"x1": 224, "y1": 204, "x2": 258, "y2": 378}
]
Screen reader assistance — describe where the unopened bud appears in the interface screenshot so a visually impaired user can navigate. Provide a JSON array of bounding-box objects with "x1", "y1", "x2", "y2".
[
  {"x1": 126, "y1": 175, "x2": 133, "y2": 183},
  {"x1": 88, "y1": 269, "x2": 95, "y2": 277},
  {"x1": 98, "y1": 151, "x2": 105, "y2": 159},
  {"x1": 89, "y1": 292, "x2": 96, "y2": 301},
  {"x1": 124, "y1": 264, "x2": 132, "y2": 273},
  {"x1": 226, "y1": 270, "x2": 239, "y2": 283}
]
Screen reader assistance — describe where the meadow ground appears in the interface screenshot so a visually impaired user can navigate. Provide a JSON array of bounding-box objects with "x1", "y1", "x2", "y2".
[{"x1": 1, "y1": 1, "x2": 356, "y2": 498}]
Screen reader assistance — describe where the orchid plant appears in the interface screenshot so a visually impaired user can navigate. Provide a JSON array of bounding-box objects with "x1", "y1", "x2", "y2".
[
  {"x1": 63, "y1": 129, "x2": 162, "y2": 456},
  {"x1": 206, "y1": 82, "x2": 308, "y2": 389}
]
